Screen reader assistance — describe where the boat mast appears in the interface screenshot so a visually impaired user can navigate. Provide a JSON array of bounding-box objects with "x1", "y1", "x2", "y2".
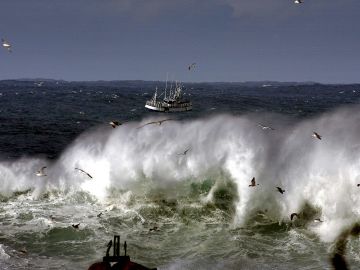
[
  {"x1": 153, "y1": 87, "x2": 158, "y2": 101},
  {"x1": 169, "y1": 75, "x2": 174, "y2": 99},
  {"x1": 165, "y1": 72, "x2": 168, "y2": 100}
]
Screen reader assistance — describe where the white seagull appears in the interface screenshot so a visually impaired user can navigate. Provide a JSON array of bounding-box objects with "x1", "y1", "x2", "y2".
[
  {"x1": 314, "y1": 218, "x2": 324, "y2": 223},
  {"x1": 312, "y1": 131, "x2": 322, "y2": 140},
  {"x1": 109, "y1": 121, "x2": 120, "y2": 128},
  {"x1": 257, "y1": 124, "x2": 275, "y2": 130},
  {"x1": 1, "y1": 38, "x2": 12, "y2": 52},
  {"x1": 34, "y1": 81, "x2": 44, "y2": 87},
  {"x1": 36, "y1": 166, "x2": 47, "y2": 177}
]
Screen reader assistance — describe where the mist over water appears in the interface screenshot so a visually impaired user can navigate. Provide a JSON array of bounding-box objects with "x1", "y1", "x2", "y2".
[{"x1": 1, "y1": 81, "x2": 360, "y2": 269}]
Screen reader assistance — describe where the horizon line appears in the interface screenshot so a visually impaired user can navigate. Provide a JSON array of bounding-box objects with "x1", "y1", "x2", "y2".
[{"x1": 0, "y1": 78, "x2": 359, "y2": 85}]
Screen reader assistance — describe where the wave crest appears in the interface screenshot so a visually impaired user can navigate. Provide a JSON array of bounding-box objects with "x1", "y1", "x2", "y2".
[{"x1": 2, "y1": 107, "x2": 360, "y2": 241}]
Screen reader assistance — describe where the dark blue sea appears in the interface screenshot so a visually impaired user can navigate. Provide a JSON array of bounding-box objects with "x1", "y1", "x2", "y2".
[{"x1": 0, "y1": 80, "x2": 360, "y2": 269}]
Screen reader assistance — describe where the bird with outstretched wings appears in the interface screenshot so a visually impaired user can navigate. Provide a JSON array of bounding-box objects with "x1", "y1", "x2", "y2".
[
  {"x1": 75, "y1": 168, "x2": 93, "y2": 179},
  {"x1": 137, "y1": 119, "x2": 174, "y2": 129}
]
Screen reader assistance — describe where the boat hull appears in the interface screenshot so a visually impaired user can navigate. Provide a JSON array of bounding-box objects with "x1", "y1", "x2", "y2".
[
  {"x1": 145, "y1": 85, "x2": 192, "y2": 112},
  {"x1": 145, "y1": 104, "x2": 192, "y2": 112}
]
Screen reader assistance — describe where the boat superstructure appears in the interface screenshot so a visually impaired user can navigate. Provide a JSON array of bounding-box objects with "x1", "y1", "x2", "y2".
[
  {"x1": 88, "y1": 235, "x2": 157, "y2": 270},
  {"x1": 145, "y1": 81, "x2": 192, "y2": 112}
]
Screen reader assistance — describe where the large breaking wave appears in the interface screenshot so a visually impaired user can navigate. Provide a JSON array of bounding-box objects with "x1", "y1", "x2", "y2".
[{"x1": 1, "y1": 105, "x2": 360, "y2": 242}]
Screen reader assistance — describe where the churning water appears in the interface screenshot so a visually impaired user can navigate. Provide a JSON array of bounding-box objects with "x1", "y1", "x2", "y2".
[{"x1": 0, "y1": 81, "x2": 360, "y2": 269}]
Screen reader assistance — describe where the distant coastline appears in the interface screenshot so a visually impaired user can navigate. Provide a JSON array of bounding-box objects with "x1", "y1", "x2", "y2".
[{"x1": 0, "y1": 78, "x2": 359, "y2": 87}]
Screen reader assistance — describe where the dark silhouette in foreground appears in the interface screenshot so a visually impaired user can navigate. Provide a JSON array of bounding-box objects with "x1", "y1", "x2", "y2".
[
  {"x1": 331, "y1": 223, "x2": 360, "y2": 270},
  {"x1": 88, "y1": 235, "x2": 157, "y2": 270}
]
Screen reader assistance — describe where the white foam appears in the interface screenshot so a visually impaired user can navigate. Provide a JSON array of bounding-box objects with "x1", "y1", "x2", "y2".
[
  {"x1": 0, "y1": 244, "x2": 10, "y2": 261},
  {"x1": 1, "y1": 107, "x2": 360, "y2": 241}
]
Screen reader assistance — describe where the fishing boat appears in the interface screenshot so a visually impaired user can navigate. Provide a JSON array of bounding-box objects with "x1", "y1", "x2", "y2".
[{"x1": 145, "y1": 81, "x2": 192, "y2": 112}]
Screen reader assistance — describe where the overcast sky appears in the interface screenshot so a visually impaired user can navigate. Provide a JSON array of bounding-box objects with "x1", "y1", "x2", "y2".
[{"x1": 0, "y1": 0, "x2": 359, "y2": 83}]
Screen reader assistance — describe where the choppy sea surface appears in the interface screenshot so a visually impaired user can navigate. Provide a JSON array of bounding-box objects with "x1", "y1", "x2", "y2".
[{"x1": 0, "y1": 80, "x2": 360, "y2": 269}]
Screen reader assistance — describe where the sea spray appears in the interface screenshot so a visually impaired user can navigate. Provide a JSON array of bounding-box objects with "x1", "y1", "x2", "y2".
[{"x1": 1, "y1": 108, "x2": 360, "y2": 242}]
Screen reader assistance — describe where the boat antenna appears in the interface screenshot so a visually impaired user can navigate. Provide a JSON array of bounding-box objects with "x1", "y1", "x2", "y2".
[
  {"x1": 165, "y1": 72, "x2": 168, "y2": 100},
  {"x1": 165, "y1": 72, "x2": 168, "y2": 91},
  {"x1": 153, "y1": 87, "x2": 158, "y2": 101},
  {"x1": 171, "y1": 75, "x2": 176, "y2": 98},
  {"x1": 170, "y1": 75, "x2": 173, "y2": 93}
]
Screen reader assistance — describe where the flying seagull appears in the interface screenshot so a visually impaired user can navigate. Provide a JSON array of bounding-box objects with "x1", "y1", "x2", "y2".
[
  {"x1": 188, "y1": 62, "x2": 196, "y2": 71},
  {"x1": 294, "y1": 0, "x2": 303, "y2": 4},
  {"x1": 312, "y1": 131, "x2": 322, "y2": 140},
  {"x1": 75, "y1": 168, "x2": 93, "y2": 179},
  {"x1": 314, "y1": 218, "x2": 324, "y2": 223},
  {"x1": 35, "y1": 166, "x2": 47, "y2": 177},
  {"x1": 276, "y1": 187, "x2": 285, "y2": 194},
  {"x1": 290, "y1": 213, "x2": 299, "y2": 221},
  {"x1": 72, "y1": 223, "x2": 80, "y2": 229},
  {"x1": 149, "y1": 226, "x2": 159, "y2": 232},
  {"x1": 109, "y1": 121, "x2": 121, "y2": 128},
  {"x1": 34, "y1": 81, "x2": 44, "y2": 87},
  {"x1": 178, "y1": 148, "x2": 191, "y2": 156},
  {"x1": 249, "y1": 177, "x2": 259, "y2": 187},
  {"x1": 257, "y1": 124, "x2": 275, "y2": 130},
  {"x1": 19, "y1": 247, "x2": 27, "y2": 254},
  {"x1": 1, "y1": 38, "x2": 12, "y2": 52},
  {"x1": 137, "y1": 119, "x2": 174, "y2": 129}
]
